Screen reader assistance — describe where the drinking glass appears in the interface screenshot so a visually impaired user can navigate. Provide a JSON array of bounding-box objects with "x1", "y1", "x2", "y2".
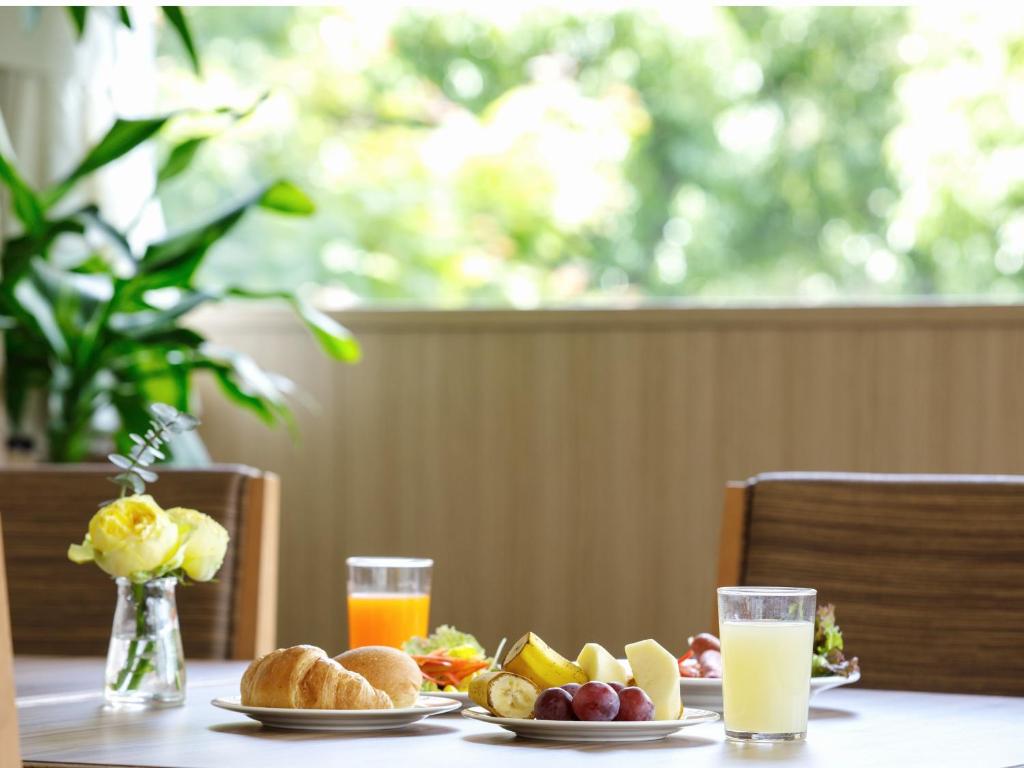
[
  {"x1": 717, "y1": 586, "x2": 817, "y2": 742},
  {"x1": 346, "y1": 557, "x2": 432, "y2": 649}
]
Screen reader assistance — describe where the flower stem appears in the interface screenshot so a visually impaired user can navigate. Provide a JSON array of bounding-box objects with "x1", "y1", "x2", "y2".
[{"x1": 114, "y1": 582, "x2": 150, "y2": 691}]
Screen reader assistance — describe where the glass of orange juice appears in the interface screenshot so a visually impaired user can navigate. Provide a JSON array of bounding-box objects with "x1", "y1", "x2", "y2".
[{"x1": 346, "y1": 557, "x2": 432, "y2": 649}]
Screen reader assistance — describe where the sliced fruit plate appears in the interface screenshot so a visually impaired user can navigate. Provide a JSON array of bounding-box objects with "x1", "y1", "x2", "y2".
[
  {"x1": 678, "y1": 671, "x2": 861, "y2": 712},
  {"x1": 462, "y1": 706, "x2": 719, "y2": 743},
  {"x1": 211, "y1": 695, "x2": 461, "y2": 731}
]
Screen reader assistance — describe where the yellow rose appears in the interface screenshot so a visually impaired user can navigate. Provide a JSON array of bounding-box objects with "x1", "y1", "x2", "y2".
[
  {"x1": 68, "y1": 495, "x2": 183, "y2": 580},
  {"x1": 166, "y1": 507, "x2": 229, "y2": 582}
]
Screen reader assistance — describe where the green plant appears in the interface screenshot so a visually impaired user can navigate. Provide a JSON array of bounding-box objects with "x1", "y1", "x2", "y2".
[
  {"x1": 67, "y1": 6, "x2": 201, "y2": 74},
  {"x1": 0, "y1": 106, "x2": 360, "y2": 462}
]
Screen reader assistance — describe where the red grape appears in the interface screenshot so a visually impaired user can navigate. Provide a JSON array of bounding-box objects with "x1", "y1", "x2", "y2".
[
  {"x1": 533, "y1": 688, "x2": 575, "y2": 721},
  {"x1": 615, "y1": 686, "x2": 655, "y2": 721},
  {"x1": 571, "y1": 682, "x2": 620, "y2": 721},
  {"x1": 560, "y1": 683, "x2": 582, "y2": 696},
  {"x1": 698, "y1": 649, "x2": 722, "y2": 678},
  {"x1": 689, "y1": 632, "x2": 720, "y2": 656},
  {"x1": 607, "y1": 682, "x2": 625, "y2": 694}
]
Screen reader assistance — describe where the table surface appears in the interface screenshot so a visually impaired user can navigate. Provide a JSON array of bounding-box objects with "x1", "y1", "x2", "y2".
[{"x1": 15, "y1": 657, "x2": 1024, "y2": 768}]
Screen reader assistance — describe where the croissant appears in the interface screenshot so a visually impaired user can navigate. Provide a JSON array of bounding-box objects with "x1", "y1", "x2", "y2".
[{"x1": 241, "y1": 645, "x2": 393, "y2": 710}]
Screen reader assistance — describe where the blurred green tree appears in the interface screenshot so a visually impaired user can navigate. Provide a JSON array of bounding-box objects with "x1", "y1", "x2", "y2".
[{"x1": 155, "y1": 6, "x2": 1024, "y2": 305}]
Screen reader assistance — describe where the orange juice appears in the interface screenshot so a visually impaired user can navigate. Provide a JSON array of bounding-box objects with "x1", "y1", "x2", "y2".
[{"x1": 347, "y1": 592, "x2": 430, "y2": 649}]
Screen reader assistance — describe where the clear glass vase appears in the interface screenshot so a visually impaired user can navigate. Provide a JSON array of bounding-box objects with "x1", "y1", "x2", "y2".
[{"x1": 104, "y1": 577, "x2": 186, "y2": 707}]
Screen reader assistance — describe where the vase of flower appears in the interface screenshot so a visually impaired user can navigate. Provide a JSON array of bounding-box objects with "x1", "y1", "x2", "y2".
[
  {"x1": 105, "y1": 577, "x2": 186, "y2": 707},
  {"x1": 66, "y1": 404, "x2": 230, "y2": 709}
]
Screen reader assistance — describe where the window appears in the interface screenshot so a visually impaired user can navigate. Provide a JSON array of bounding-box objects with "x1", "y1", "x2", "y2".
[{"x1": 156, "y1": 6, "x2": 1024, "y2": 307}]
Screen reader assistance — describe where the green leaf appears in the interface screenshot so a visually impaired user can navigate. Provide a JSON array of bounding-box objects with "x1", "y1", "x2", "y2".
[
  {"x1": 75, "y1": 205, "x2": 135, "y2": 264},
  {"x1": 0, "y1": 152, "x2": 45, "y2": 233},
  {"x1": 12, "y1": 275, "x2": 70, "y2": 362},
  {"x1": 162, "y1": 7, "x2": 201, "y2": 75},
  {"x1": 289, "y1": 296, "x2": 360, "y2": 362},
  {"x1": 44, "y1": 116, "x2": 173, "y2": 209},
  {"x1": 157, "y1": 137, "x2": 206, "y2": 185},
  {"x1": 118, "y1": 6, "x2": 132, "y2": 28},
  {"x1": 156, "y1": 95, "x2": 270, "y2": 187},
  {"x1": 134, "y1": 181, "x2": 310, "y2": 294},
  {"x1": 66, "y1": 7, "x2": 88, "y2": 38},
  {"x1": 109, "y1": 291, "x2": 213, "y2": 337},
  {"x1": 1, "y1": 218, "x2": 85, "y2": 280},
  {"x1": 226, "y1": 288, "x2": 360, "y2": 362},
  {"x1": 208, "y1": 367, "x2": 277, "y2": 425},
  {"x1": 259, "y1": 180, "x2": 316, "y2": 215}
]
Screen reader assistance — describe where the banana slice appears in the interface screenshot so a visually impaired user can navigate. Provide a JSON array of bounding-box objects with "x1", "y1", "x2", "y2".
[
  {"x1": 469, "y1": 670, "x2": 539, "y2": 718},
  {"x1": 502, "y1": 632, "x2": 589, "y2": 689}
]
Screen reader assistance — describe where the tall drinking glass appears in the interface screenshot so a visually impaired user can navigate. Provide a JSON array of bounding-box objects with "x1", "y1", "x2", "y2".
[
  {"x1": 718, "y1": 586, "x2": 817, "y2": 742},
  {"x1": 346, "y1": 557, "x2": 432, "y2": 649}
]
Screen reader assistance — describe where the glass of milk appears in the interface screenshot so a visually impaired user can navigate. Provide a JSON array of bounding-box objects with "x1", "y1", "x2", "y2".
[{"x1": 717, "y1": 586, "x2": 817, "y2": 742}]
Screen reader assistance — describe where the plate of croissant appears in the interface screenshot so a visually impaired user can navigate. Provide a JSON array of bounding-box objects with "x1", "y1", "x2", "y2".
[{"x1": 213, "y1": 644, "x2": 461, "y2": 730}]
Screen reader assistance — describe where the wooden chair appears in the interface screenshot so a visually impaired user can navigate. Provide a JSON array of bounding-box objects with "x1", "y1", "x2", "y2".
[
  {"x1": 716, "y1": 472, "x2": 1024, "y2": 696},
  {"x1": 0, "y1": 517, "x2": 21, "y2": 765},
  {"x1": 0, "y1": 464, "x2": 279, "y2": 661}
]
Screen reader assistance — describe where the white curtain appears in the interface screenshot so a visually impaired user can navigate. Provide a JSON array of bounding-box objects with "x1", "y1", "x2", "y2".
[
  {"x1": 0, "y1": 6, "x2": 158, "y2": 223},
  {"x1": 0, "y1": 6, "x2": 159, "y2": 458}
]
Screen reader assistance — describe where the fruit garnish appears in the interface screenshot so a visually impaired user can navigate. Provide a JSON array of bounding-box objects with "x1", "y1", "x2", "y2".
[
  {"x1": 502, "y1": 632, "x2": 588, "y2": 689},
  {"x1": 624, "y1": 639, "x2": 683, "y2": 720},
  {"x1": 533, "y1": 687, "x2": 575, "y2": 721},
  {"x1": 469, "y1": 670, "x2": 539, "y2": 718}
]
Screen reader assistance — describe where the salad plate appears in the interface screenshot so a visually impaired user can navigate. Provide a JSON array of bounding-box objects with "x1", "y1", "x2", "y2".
[
  {"x1": 679, "y1": 671, "x2": 861, "y2": 712},
  {"x1": 428, "y1": 690, "x2": 471, "y2": 709},
  {"x1": 462, "y1": 706, "x2": 719, "y2": 743},
  {"x1": 211, "y1": 695, "x2": 461, "y2": 731}
]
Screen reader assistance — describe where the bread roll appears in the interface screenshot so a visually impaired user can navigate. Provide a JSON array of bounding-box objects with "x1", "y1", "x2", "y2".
[
  {"x1": 334, "y1": 646, "x2": 422, "y2": 708},
  {"x1": 241, "y1": 645, "x2": 393, "y2": 710}
]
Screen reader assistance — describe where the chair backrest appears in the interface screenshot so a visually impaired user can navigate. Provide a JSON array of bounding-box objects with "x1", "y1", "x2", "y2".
[
  {"x1": 0, "y1": 517, "x2": 21, "y2": 766},
  {"x1": 0, "y1": 464, "x2": 279, "y2": 660},
  {"x1": 717, "y1": 472, "x2": 1024, "y2": 696}
]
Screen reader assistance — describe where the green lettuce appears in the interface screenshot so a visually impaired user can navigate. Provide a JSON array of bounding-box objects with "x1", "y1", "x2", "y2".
[
  {"x1": 812, "y1": 604, "x2": 860, "y2": 678},
  {"x1": 402, "y1": 624, "x2": 485, "y2": 658}
]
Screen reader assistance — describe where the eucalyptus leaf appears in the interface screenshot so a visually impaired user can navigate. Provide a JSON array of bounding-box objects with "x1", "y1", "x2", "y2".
[
  {"x1": 110, "y1": 472, "x2": 144, "y2": 495},
  {"x1": 149, "y1": 403, "x2": 180, "y2": 423},
  {"x1": 108, "y1": 453, "x2": 133, "y2": 470},
  {"x1": 134, "y1": 466, "x2": 159, "y2": 484}
]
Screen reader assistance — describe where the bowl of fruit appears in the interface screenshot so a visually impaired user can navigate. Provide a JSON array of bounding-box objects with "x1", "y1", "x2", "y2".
[
  {"x1": 462, "y1": 632, "x2": 717, "y2": 743},
  {"x1": 671, "y1": 605, "x2": 862, "y2": 712}
]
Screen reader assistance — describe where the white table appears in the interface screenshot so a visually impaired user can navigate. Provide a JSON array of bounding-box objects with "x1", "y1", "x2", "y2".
[{"x1": 15, "y1": 658, "x2": 1024, "y2": 767}]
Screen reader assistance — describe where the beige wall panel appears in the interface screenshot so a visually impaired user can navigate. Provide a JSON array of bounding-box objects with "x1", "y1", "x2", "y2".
[{"x1": 196, "y1": 307, "x2": 1024, "y2": 657}]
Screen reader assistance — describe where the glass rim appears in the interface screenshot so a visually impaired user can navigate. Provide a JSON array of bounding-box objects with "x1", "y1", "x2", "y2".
[
  {"x1": 346, "y1": 556, "x2": 433, "y2": 569},
  {"x1": 717, "y1": 586, "x2": 816, "y2": 597}
]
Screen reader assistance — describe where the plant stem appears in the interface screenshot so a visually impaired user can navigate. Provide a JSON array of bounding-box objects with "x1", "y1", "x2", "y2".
[{"x1": 114, "y1": 582, "x2": 149, "y2": 691}]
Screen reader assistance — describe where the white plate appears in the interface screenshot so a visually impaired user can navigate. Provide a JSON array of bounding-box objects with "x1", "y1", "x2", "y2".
[
  {"x1": 679, "y1": 671, "x2": 861, "y2": 712},
  {"x1": 462, "y1": 706, "x2": 719, "y2": 743},
  {"x1": 211, "y1": 695, "x2": 461, "y2": 731},
  {"x1": 427, "y1": 690, "x2": 471, "y2": 708}
]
